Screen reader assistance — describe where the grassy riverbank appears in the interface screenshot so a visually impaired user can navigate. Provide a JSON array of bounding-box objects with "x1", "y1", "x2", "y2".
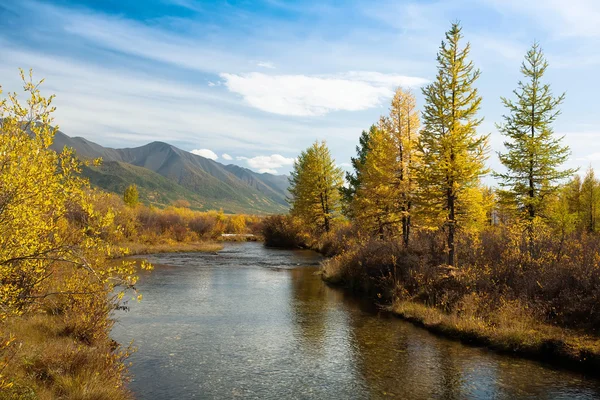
[
  {"x1": 391, "y1": 301, "x2": 600, "y2": 374},
  {"x1": 1, "y1": 313, "x2": 132, "y2": 400}
]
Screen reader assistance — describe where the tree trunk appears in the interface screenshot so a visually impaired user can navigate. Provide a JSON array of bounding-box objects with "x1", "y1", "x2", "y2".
[{"x1": 447, "y1": 188, "x2": 456, "y2": 267}]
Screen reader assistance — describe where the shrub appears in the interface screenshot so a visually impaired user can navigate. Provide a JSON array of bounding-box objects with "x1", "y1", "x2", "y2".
[{"x1": 262, "y1": 215, "x2": 307, "y2": 248}]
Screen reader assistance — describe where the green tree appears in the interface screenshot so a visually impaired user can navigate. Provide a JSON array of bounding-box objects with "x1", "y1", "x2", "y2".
[
  {"x1": 340, "y1": 125, "x2": 375, "y2": 216},
  {"x1": 123, "y1": 184, "x2": 139, "y2": 207},
  {"x1": 496, "y1": 42, "x2": 575, "y2": 248},
  {"x1": 581, "y1": 167, "x2": 599, "y2": 233},
  {"x1": 416, "y1": 22, "x2": 489, "y2": 266},
  {"x1": 289, "y1": 140, "x2": 344, "y2": 233}
]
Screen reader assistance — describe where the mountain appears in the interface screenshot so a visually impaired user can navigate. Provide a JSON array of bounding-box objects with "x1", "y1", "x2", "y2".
[{"x1": 50, "y1": 131, "x2": 290, "y2": 214}]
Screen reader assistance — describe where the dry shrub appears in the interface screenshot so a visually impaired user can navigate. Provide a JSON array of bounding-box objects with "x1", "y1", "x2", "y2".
[
  {"x1": 316, "y1": 222, "x2": 357, "y2": 257},
  {"x1": 189, "y1": 214, "x2": 217, "y2": 238},
  {"x1": 261, "y1": 215, "x2": 307, "y2": 248},
  {"x1": 326, "y1": 221, "x2": 600, "y2": 333}
]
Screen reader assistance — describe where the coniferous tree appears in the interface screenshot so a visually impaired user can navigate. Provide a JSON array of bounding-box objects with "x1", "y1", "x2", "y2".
[
  {"x1": 388, "y1": 87, "x2": 420, "y2": 246},
  {"x1": 353, "y1": 121, "x2": 396, "y2": 238},
  {"x1": 340, "y1": 125, "x2": 375, "y2": 216},
  {"x1": 581, "y1": 167, "x2": 599, "y2": 233},
  {"x1": 123, "y1": 184, "x2": 139, "y2": 207},
  {"x1": 416, "y1": 22, "x2": 489, "y2": 266},
  {"x1": 496, "y1": 42, "x2": 575, "y2": 247},
  {"x1": 289, "y1": 140, "x2": 344, "y2": 233},
  {"x1": 564, "y1": 174, "x2": 582, "y2": 218}
]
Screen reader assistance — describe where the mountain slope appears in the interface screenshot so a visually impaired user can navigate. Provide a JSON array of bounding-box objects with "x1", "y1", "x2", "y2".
[{"x1": 50, "y1": 131, "x2": 289, "y2": 214}]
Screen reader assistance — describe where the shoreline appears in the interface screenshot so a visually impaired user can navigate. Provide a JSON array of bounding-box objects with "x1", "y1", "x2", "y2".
[
  {"x1": 116, "y1": 240, "x2": 224, "y2": 257},
  {"x1": 321, "y1": 268, "x2": 600, "y2": 378},
  {"x1": 390, "y1": 300, "x2": 600, "y2": 377}
]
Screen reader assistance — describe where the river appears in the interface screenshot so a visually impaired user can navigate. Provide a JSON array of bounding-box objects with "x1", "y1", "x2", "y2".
[{"x1": 111, "y1": 242, "x2": 600, "y2": 399}]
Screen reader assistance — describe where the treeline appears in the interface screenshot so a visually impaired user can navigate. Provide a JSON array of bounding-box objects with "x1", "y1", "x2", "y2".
[
  {"x1": 266, "y1": 23, "x2": 600, "y2": 364},
  {"x1": 101, "y1": 188, "x2": 262, "y2": 254}
]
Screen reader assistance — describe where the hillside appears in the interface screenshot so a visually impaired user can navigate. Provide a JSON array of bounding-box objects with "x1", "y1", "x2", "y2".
[{"x1": 51, "y1": 131, "x2": 290, "y2": 214}]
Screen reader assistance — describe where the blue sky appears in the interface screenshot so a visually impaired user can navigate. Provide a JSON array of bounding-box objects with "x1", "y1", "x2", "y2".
[{"x1": 1, "y1": 0, "x2": 600, "y2": 175}]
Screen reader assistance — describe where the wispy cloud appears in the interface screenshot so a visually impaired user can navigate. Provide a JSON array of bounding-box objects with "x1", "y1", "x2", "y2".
[
  {"x1": 484, "y1": 0, "x2": 600, "y2": 38},
  {"x1": 221, "y1": 153, "x2": 233, "y2": 160},
  {"x1": 220, "y1": 71, "x2": 427, "y2": 116},
  {"x1": 257, "y1": 61, "x2": 275, "y2": 69}
]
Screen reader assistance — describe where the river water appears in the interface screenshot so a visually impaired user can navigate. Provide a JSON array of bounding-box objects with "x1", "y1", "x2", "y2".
[{"x1": 111, "y1": 242, "x2": 600, "y2": 399}]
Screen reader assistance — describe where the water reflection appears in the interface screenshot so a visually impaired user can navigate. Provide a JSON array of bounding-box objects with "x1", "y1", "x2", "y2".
[{"x1": 112, "y1": 242, "x2": 600, "y2": 400}]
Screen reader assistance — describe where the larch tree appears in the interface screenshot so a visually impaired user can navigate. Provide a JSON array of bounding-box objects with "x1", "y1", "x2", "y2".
[
  {"x1": 496, "y1": 42, "x2": 575, "y2": 247},
  {"x1": 581, "y1": 167, "x2": 599, "y2": 233},
  {"x1": 416, "y1": 22, "x2": 489, "y2": 266},
  {"x1": 388, "y1": 87, "x2": 420, "y2": 246},
  {"x1": 353, "y1": 120, "x2": 397, "y2": 238},
  {"x1": 288, "y1": 140, "x2": 344, "y2": 233},
  {"x1": 123, "y1": 184, "x2": 139, "y2": 207}
]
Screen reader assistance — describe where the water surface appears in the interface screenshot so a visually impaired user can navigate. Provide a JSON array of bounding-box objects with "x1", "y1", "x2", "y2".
[{"x1": 112, "y1": 242, "x2": 600, "y2": 399}]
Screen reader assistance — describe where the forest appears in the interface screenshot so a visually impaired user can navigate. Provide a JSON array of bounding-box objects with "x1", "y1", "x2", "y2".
[{"x1": 267, "y1": 23, "x2": 600, "y2": 369}]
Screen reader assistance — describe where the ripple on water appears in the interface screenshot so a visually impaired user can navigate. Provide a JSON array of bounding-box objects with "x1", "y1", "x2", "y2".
[{"x1": 112, "y1": 242, "x2": 600, "y2": 400}]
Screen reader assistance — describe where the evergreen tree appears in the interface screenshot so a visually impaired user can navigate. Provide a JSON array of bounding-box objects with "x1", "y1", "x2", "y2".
[
  {"x1": 123, "y1": 184, "x2": 139, "y2": 207},
  {"x1": 496, "y1": 42, "x2": 575, "y2": 246},
  {"x1": 289, "y1": 140, "x2": 344, "y2": 233},
  {"x1": 340, "y1": 125, "x2": 375, "y2": 216},
  {"x1": 416, "y1": 22, "x2": 489, "y2": 266}
]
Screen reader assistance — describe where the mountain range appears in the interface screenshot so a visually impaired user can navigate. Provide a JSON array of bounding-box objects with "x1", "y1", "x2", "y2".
[{"x1": 50, "y1": 131, "x2": 290, "y2": 214}]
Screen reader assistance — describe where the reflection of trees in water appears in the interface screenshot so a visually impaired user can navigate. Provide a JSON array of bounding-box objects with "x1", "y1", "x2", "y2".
[
  {"x1": 286, "y1": 265, "x2": 600, "y2": 399},
  {"x1": 288, "y1": 268, "x2": 329, "y2": 355},
  {"x1": 344, "y1": 311, "x2": 458, "y2": 399}
]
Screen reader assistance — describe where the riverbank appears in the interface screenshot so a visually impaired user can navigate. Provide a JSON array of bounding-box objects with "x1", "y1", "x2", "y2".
[
  {"x1": 316, "y1": 232, "x2": 600, "y2": 378},
  {"x1": 1, "y1": 311, "x2": 132, "y2": 399},
  {"x1": 118, "y1": 240, "x2": 224, "y2": 256},
  {"x1": 391, "y1": 300, "x2": 600, "y2": 376}
]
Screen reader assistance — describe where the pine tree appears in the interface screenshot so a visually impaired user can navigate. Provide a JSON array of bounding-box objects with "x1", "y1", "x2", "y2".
[
  {"x1": 289, "y1": 140, "x2": 344, "y2": 233},
  {"x1": 416, "y1": 22, "x2": 489, "y2": 266},
  {"x1": 340, "y1": 125, "x2": 375, "y2": 216},
  {"x1": 496, "y1": 42, "x2": 575, "y2": 247}
]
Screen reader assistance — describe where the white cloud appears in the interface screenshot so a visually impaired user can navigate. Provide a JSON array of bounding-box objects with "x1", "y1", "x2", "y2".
[
  {"x1": 191, "y1": 148, "x2": 218, "y2": 160},
  {"x1": 257, "y1": 61, "x2": 275, "y2": 69},
  {"x1": 222, "y1": 153, "x2": 233, "y2": 160},
  {"x1": 485, "y1": 0, "x2": 600, "y2": 38},
  {"x1": 220, "y1": 71, "x2": 427, "y2": 116},
  {"x1": 236, "y1": 154, "x2": 295, "y2": 173}
]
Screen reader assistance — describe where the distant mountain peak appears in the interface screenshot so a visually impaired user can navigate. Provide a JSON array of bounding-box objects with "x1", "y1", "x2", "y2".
[{"x1": 49, "y1": 130, "x2": 289, "y2": 214}]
